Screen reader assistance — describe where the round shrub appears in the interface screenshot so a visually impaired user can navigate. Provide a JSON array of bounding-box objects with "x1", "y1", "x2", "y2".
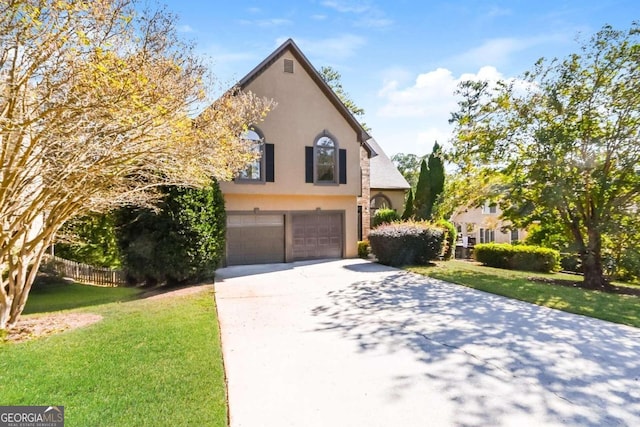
[
  {"x1": 372, "y1": 208, "x2": 400, "y2": 228},
  {"x1": 368, "y1": 221, "x2": 445, "y2": 267},
  {"x1": 474, "y1": 243, "x2": 560, "y2": 273},
  {"x1": 357, "y1": 240, "x2": 370, "y2": 259}
]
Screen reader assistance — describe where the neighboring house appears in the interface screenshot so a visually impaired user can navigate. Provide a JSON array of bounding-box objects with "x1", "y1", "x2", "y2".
[
  {"x1": 220, "y1": 39, "x2": 376, "y2": 266},
  {"x1": 368, "y1": 138, "x2": 411, "y2": 221},
  {"x1": 451, "y1": 201, "x2": 528, "y2": 258}
]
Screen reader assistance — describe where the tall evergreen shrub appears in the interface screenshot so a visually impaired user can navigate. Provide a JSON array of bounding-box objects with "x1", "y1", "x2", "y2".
[{"x1": 116, "y1": 179, "x2": 226, "y2": 285}]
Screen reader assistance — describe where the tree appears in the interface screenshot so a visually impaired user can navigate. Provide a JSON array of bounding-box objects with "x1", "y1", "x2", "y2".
[
  {"x1": 413, "y1": 143, "x2": 445, "y2": 221},
  {"x1": 401, "y1": 188, "x2": 415, "y2": 220},
  {"x1": 450, "y1": 24, "x2": 640, "y2": 290},
  {"x1": 55, "y1": 213, "x2": 122, "y2": 269},
  {"x1": 0, "y1": 0, "x2": 273, "y2": 330},
  {"x1": 427, "y1": 142, "x2": 445, "y2": 217},
  {"x1": 413, "y1": 159, "x2": 431, "y2": 220},
  {"x1": 319, "y1": 65, "x2": 370, "y2": 131},
  {"x1": 391, "y1": 153, "x2": 424, "y2": 188},
  {"x1": 116, "y1": 180, "x2": 226, "y2": 286}
]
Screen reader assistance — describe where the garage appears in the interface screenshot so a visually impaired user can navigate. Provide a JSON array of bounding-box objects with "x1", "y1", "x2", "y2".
[
  {"x1": 292, "y1": 212, "x2": 343, "y2": 260},
  {"x1": 226, "y1": 214, "x2": 285, "y2": 265}
]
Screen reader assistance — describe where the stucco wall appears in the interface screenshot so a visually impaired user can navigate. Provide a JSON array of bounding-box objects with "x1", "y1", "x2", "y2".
[
  {"x1": 220, "y1": 51, "x2": 362, "y2": 198},
  {"x1": 370, "y1": 189, "x2": 406, "y2": 216}
]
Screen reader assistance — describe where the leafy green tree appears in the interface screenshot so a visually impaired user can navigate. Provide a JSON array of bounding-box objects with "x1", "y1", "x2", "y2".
[
  {"x1": 0, "y1": 0, "x2": 271, "y2": 331},
  {"x1": 401, "y1": 188, "x2": 415, "y2": 220},
  {"x1": 450, "y1": 24, "x2": 640, "y2": 290},
  {"x1": 116, "y1": 180, "x2": 226, "y2": 286},
  {"x1": 319, "y1": 66, "x2": 370, "y2": 131},
  {"x1": 55, "y1": 213, "x2": 122, "y2": 269},
  {"x1": 391, "y1": 153, "x2": 425, "y2": 188}
]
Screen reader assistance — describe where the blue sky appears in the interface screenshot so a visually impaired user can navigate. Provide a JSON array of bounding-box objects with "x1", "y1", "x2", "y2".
[{"x1": 162, "y1": 0, "x2": 638, "y2": 157}]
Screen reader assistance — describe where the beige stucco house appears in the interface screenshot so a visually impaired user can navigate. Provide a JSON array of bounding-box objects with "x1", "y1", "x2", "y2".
[
  {"x1": 220, "y1": 39, "x2": 377, "y2": 265},
  {"x1": 451, "y1": 201, "x2": 528, "y2": 258},
  {"x1": 367, "y1": 138, "x2": 411, "y2": 219}
]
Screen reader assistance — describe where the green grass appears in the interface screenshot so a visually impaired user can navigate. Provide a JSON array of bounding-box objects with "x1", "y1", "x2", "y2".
[
  {"x1": 0, "y1": 286, "x2": 227, "y2": 426},
  {"x1": 408, "y1": 260, "x2": 640, "y2": 328},
  {"x1": 24, "y1": 278, "x2": 141, "y2": 314}
]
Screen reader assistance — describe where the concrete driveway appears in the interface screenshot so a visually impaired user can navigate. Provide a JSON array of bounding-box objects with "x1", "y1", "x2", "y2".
[{"x1": 215, "y1": 259, "x2": 640, "y2": 427}]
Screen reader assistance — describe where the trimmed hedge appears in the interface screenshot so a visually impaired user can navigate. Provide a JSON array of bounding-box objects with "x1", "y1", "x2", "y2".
[
  {"x1": 474, "y1": 243, "x2": 560, "y2": 273},
  {"x1": 369, "y1": 222, "x2": 444, "y2": 267}
]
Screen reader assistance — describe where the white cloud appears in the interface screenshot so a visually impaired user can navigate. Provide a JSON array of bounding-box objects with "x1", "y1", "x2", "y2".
[
  {"x1": 177, "y1": 24, "x2": 195, "y2": 33},
  {"x1": 378, "y1": 66, "x2": 504, "y2": 119},
  {"x1": 321, "y1": 0, "x2": 393, "y2": 28},
  {"x1": 321, "y1": 0, "x2": 370, "y2": 14},
  {"x1": 355, "y1": 17, "x2": 393, "y2": 28},
  {"x1": 452, "y1": 33, "x2": 570, "y2": 70},
  {"x1": 277, "y1": 34, "x2": 366, "y2": 61},
  {"x1": 374, "y1": 66, "x2": 510, "y2": 155},
  {"x1": 239, "y1": 18, "x2": 292, "y2": 28},
  {"x1": 311, "y1": 14, "x2": 328, "y2": 20},
  {"x1": 485, "y1": 6, "x2": 512, "y2": 18}
]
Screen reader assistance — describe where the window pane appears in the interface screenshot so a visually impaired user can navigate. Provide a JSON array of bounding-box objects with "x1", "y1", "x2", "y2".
[
  {"x1": 239, "y1": 129, "x2": 263, "y2": 180},
  {"x1": 316, "y1": 136, "x2": 336, "y2": 182}
]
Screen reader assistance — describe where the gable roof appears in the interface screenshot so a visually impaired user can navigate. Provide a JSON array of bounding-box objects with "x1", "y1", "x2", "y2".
[
  {"x1": 367, "y1": 138, "x2": 411, "y2": 190},
  {"x1": 237, "y1": 38, "x2": 375, "y2": 157}
]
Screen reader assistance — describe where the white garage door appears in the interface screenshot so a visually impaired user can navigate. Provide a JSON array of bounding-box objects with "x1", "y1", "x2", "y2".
[
  {"x1": 227, "y1": 214, "x2": 285, "y2": 265},
  {"x1": 292, "y1": 213, "x2": 343, "y2": 260}
]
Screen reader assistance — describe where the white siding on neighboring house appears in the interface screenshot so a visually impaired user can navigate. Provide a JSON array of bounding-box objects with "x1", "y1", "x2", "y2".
[{"x1": 451, "y1": 201, "x2": 528, "y2": 258}]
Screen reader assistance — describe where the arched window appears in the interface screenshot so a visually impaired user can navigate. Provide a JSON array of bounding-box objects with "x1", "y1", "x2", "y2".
[
  {"x1": 238, "y1": 127, "x2": 264, "y2": 181},
  {"x1": 370, "y1": 194, "x2": 392, "y2": 210},
  {"x1": 315, "y1": 135, "x2": 337, "y2": 183}
]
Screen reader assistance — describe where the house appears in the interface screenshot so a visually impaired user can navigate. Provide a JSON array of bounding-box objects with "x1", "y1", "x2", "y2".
[
  {"x1": 368, "y1": 138, "x2": 411, "y2": 221},
  {"x1": 451, "y1": 201, "x2": 528, "y2": 258},
  {"x1": 220, "y1": 39, "x2": 377, "y2": 266}
]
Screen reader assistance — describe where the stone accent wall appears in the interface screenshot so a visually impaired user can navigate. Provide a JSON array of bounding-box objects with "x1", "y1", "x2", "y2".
[{"x1": 357, "y1": 145, "x2": 371, "y2": 239}]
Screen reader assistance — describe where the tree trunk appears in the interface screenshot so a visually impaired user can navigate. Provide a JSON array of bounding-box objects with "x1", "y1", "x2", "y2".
[
  {"x1": 580, "y1": 227, "x2": 612, "y2": 291},
  {"x1": 0, "y1": 303, "x2": 11, "y2": 333},
  {"x1": 0, "y1": 244, "x2": 48, "y2": 331}
]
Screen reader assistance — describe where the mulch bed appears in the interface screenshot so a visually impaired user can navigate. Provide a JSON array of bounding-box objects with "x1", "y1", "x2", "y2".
[{"x1": 3, "y1": 313, "x2": 103, "y2": 344}]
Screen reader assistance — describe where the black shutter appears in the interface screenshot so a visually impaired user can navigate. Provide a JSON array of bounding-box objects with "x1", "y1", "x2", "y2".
[
  {"x1": 305, "y1": 146, "x2": 314, "y2": 183},
  {"x1": 339, "y1": 149, "x2": 347, "y2": 184},
  {"x1": 265, "y1": 143, "x2": 275, "y2": 182}
]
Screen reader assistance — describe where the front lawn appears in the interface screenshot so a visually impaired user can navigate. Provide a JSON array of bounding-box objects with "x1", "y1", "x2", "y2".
[
  {"x1": 24, "y1": 277, "x2": 141, "y2": 314},
  {"x1": 0, "y1": 285, "x2": 227, "y2": 426},
  {"x1": 408, "y1": 260, "x2": 640, "y2": 328}
]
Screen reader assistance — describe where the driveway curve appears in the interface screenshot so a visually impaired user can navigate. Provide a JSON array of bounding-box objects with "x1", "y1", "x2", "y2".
[{"x1": 215, "y1": 259, "x2": 640, "y2": 427}]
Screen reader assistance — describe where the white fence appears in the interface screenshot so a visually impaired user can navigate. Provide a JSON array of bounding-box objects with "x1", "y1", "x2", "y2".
[{"x1": 42, "y1": 255, "x2": 127, "y2": 287}]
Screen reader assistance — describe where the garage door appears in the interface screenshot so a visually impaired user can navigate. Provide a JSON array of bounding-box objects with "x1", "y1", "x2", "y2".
[
  {"x1": 292, "y1": 213, "x2": 343, "y2": 260},
  {"x1": 227, "y1": 214, "x2": 285, "y2": 265}
]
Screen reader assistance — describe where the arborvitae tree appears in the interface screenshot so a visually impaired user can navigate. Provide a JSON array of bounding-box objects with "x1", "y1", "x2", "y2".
[
  {"x1": 413, "y1": 159, "x2": 431, "y2": 220},
  {"x1": 401, "y1": 188, "x2": 415, "y2": 220},
  {"x1": 427, "y1": 142, "x2": 445, "y2": 219}
]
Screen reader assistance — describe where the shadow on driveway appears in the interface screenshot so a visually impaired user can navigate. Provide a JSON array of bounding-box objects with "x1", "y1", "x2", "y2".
[{"x1": 311, "y1": 271, "x2": 640, "y2": 426}]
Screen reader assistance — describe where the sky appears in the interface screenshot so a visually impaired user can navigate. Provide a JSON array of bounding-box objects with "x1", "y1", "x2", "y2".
[{"x1": 161, "y1": 0, "x2": 638, "y2": 157}]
